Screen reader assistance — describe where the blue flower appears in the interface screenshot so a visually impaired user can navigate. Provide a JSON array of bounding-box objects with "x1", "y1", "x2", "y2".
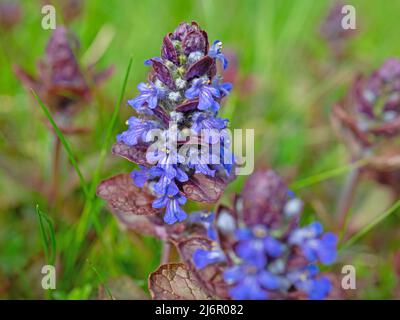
[
  {"x1": 189, "y1": 211, "x2": 217, "y2": 240},
  {"x1": 191, "y1": 163, "x2": 215, "y2": 177},
  {"x1": 234, "y1": 226, "x2": 284, "y2": 269},
  {"x1": 219, "y1": 131, "x2": 235, "y2": 175},
  {"x1": 209, "y1": 40, "x2": 228, "y2": 70},
  {"x1": 288, "y1": 265, "x2": 332, "y2": 300},
  {"x1": 191, "y1": 112, "x2": 228, "y2": 144},
  {"x1": 146, "y1": 144, "x2": 185, "y2": 167},
  {"x1": 117, "y1": 116, "x2": 158, "y2": 146},
  {"x1": 224, "y1": 264, "x2": 281, "y2": 300},
  {"x1": 153, "y1": 193, "x2": 187, "y2": 224},
  {"x1": 185, "y1": 78, "x2": 221, "y2": 111},
  {"x1": 128, "y1": 82, "x2": 166, "y2": 111},
  {"x1": 151, "y1": 164, "x2": 188, "y2": 196},
  {"x1": 289, "y1": 222, "x2": 338, "y2": 265},
  {"x1": 187, "y1": 147, "x2": 216, "y2": 177},
  {"x1": 306, "y1": 277, "x2": 332, "y2": 300},
  {"x1": 212, "y1": 77, "x2": 232, "y2": 97},
  {"x1": 131, "y1": 166, "x2": 152, "y2": 187},
  {"x1": 193, "y1": 248, "x2": 225, "y2": 269},
  {"x1": 153, "y1": 176, "x2": 179, "y2": 197}
]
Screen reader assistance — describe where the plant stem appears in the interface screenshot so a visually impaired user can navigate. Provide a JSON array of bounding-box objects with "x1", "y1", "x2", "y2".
[
  {"x1": 161, "y1": 241, "x2": 171, "y2": 264},
  {"x1": 336, "y1": 164, "x2": 361, "y2": 233}
]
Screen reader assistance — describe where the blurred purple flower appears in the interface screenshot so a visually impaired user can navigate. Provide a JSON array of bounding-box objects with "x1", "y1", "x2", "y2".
[
  {"x1": 14, "y1": 26, "x2": 113, "y2": 118},
  {"x1": 191, "y1": 169, "x2": 338, "y2": 300},
  {"x1": 320, "y1": 0, "x2": 356, "y2": 57},
  {"x1": 332, "y1": 58, "x2": 400, "y2": 192}
]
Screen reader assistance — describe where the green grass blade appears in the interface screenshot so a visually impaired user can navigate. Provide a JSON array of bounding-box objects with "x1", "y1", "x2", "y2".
[
  {"x1": 31, "y1": 90, "x2": 89, "y2": 197},
  {"x1": 340, "y1": 199, "x2": 400, "y2": 251},
  {"x1": 43, "y1": 212, "x2": 57, "y2": 265},
  {"x1": 290, "y1": 158, "x2": 368, "y2": 190},
  {"x1": 87, "y1": 260, "x2": 114, "y2": 300},
  {"x1": 35, "y1": 205, "x2": 57, "y2": 265},
  {"x1": 36, "y1": 205, "x2": 49, "y2": 262}
]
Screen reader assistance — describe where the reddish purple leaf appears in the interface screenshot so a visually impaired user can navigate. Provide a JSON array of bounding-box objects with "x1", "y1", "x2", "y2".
[
  {"x1": 161, "y1": 34, "x2": 178, "y2": 65},
  {"x1": 182, "y1": 30, "x2": 207, "y2": 55},
  {"x1": 176, "y1": 99, "x2": 199, "y2": 112},
  {"x1": 370, "y1": 116, "x2": 400, "y2": 137},
  {"x1": 149, "y1": 263, "x2": 213, "y2": 300},
  {"x1": 181, "y1": 174, "x2": 226, "y2": 203},
  {"x1": 201, "y1": 30, "x2": 209, "y2": 53},
  {"x1": 112, "y1": 141, "x2": 149, "y2": 166},
  {"x1": 208, "y1": 59, "x2": 217, "y2": 78},
  {"x1": 178, "y1": 237, "x2": 230, "y2": 299},
  {"x1": 153, "y1": 105, "x2": 171, "y2": 124},
  {"x1": 184, "y1": 56, "x2": 214, "y2": 80},
  {"x1": 96, "y1": 173, "x2": 160, "y2": 216},
  {"x1": 150, "y1": 59, "x2": 175, "y2": 89},
  {"x1": 114, "y1": 213, "x2": 185, "y2": 241}
]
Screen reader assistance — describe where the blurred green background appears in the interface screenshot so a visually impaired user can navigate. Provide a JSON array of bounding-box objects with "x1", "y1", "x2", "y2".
[{"x1": 1, "y1": 0, "x2": 400, "y2": 299}]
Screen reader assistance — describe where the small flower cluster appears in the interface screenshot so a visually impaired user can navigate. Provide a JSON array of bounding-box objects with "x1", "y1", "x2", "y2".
[
  {"x1": 333, "y1": 58, "x2": 400, "y2": 147},
  {"x1": 192, "y1": 170, "x2": 338, "y2": 300},
  {"x1": 117, "y1": 22, "x2": 234, "y2": 225},
  {"x1": 15, "y1": 26, "x2": 113, "y2": 118},
  {"x1": 332, "y1": 58, "x2": 400, "y2": 194}
]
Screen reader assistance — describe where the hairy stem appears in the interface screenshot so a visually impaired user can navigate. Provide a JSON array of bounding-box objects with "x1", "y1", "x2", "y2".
[{"x1": 161, "y1": 241, "x2": 171, "y2": 264}]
